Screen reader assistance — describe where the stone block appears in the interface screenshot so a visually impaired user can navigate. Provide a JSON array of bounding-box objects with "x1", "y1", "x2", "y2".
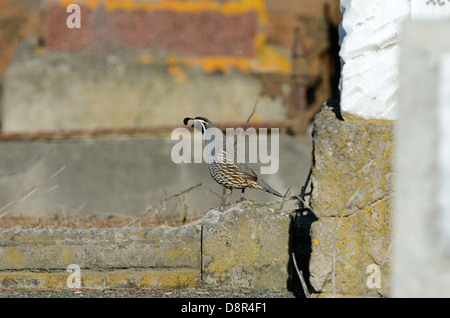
[
  {"x1": 202, "y1": 200, "x2": 291, "y2": 290},
  {"x1": 310, "y1": 106, "x2": 394, "y2": 218},
  {"x1": 309, "y1": 106, "x2": 393, "y2": 297}
]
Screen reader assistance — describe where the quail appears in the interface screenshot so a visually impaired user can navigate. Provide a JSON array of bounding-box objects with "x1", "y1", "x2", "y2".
[{"x1": 184, "y1": 116, "x2": 283, "y2": 205}]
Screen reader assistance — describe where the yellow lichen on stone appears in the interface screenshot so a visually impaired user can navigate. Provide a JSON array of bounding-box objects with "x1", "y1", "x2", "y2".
[
  {"x1": 3, "y1": 247, "x2": 25, "y2": 266},
  {"x1": 202, "y1": 201, "x2": 291, "y2": 290}
]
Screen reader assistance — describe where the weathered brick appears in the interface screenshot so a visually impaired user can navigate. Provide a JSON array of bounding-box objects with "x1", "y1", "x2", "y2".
[{"x1": 43, "y1": 0, "x2": 264, "y2": 57}]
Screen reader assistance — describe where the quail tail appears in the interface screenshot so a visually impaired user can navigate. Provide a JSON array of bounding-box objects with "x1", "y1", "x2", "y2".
[{"x1": 257, "y1": 178, "x2": 282, "y2": 197}]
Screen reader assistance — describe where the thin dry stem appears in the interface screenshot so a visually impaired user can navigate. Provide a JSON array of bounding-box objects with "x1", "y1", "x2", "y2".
[
  {"x1": 292, "y1": 252, "x2": 311, "y2": 298},
  {"x1": 124, "y1": 183, "x2": 221, "y2": 227},
  {"x1": 0, "y1": 166, "x2": 65, "y2": 218}
]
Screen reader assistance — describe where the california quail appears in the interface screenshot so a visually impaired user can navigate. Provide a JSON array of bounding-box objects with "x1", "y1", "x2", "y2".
[{"x1": 184, "y1": 116, "x2": 283, "y2": 205}]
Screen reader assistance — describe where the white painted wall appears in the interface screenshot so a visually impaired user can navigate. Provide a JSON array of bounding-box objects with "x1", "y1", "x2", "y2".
[{"x1": 339, "y1": 0, "x2": 450, "y2": 120}]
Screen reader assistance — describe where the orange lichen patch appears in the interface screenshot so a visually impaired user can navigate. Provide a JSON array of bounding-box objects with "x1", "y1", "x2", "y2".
[
  {"x1": 58, "y1": 0, "x2": 266, "y2": 17},
  {"x1": 165, "y1": 55, "x2": 248, "y2": 74},
  {"x1": 136, "y1": 53, "x2": 154, "y2": 64},
  {"x1": 58, "y1": 0, "x2": 267, "y2": 27},
  {"x1": 59, "y1": 0, "x2": 98, "y2": 9},
  {"x1": 168, "y1": 65, "x2": 188, "y2": 83},
  {"x1": 164, "y1": 51, "x2": 290, "y2": 75},
  {"x1": 252, "y1": 44, "x2": 291, "y2": 74},
  {"x1": 186, "y1": 56, "x2": 251, "y2": 74}
]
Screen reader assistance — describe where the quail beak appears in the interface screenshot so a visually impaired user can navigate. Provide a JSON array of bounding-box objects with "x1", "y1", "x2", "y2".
[{"x1": 183, "y1": 117, "x2": 194, "y2": 127}]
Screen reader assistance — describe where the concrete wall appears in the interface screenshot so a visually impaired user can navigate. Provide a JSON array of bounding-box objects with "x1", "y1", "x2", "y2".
[
  {"x1": 2, "y1": 0, "x2": 342, "y2": 134},
  {"x1": 3, "y1": 38, "x2": 288, "y2": 132},
  {"x1": 0, "y1": 135, "x2": 311, "y2": 219},
  {"x1": 3, "y1": 0, "x2": 293, "y2": 133}
]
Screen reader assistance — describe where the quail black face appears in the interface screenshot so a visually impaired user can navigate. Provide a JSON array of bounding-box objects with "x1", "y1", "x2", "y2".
[
  {"x1": 183, "y1": 116, "x2": 210, "y2": 134},
  {"x1": 183, "y1": 117, "x2": 193, "y2": 126}
]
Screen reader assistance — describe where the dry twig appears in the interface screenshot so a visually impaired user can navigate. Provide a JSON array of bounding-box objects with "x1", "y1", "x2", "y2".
[
  {"x1": 244, "y1": 100, "x2": 258, "y2": 129},
  {"x1": 292, "y1": 252, "x2": 311, "y2": 298},
  {"x1": 0, "y1": 166, "x2": 65, "y2": 218},
  {"x1": 278, "y1": 186, "x2": 292, "y2": 210}
]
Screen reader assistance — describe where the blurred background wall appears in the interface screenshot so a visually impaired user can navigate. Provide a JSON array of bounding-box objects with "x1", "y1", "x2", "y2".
[
  {"x1": 0, "y1": 0, "x2": 341, "y2": 134},
  {"x1": 0, "y1": 0, "x2": 341, "y2": 220}
]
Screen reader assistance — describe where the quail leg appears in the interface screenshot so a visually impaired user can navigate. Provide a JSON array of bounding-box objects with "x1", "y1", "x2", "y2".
[
  {"x1": 238, "y1": 188, "x2": 246, "y2": 202},
  {"x1": 222, "y1": 188, "x2": 233, "y2": 205}
]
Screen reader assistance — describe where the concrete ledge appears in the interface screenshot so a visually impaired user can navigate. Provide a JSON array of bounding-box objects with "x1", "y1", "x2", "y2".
[
  {"x1": 0, "y1": 226, "x2": 201, "y2": 270},
  {"x1": 0, "y1": 269, "x2": 200, "y2": 289},
  {"x1": 0, "y1": 201, "x2": 293, "y2": 290}
]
